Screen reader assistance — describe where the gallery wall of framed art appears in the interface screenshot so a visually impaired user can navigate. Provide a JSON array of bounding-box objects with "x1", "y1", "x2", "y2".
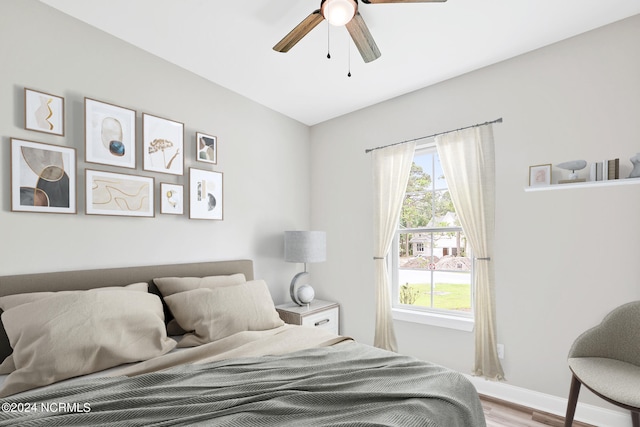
[{"x1": 10, "y1": 86, "x2": 224, "y2": 221}]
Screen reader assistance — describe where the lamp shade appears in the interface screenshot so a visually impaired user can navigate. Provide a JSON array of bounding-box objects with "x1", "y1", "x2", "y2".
[{"x1": 284, "y1": 231, "x2": 326, "y2": 264}]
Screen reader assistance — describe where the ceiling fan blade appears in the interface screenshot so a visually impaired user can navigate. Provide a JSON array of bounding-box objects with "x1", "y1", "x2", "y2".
[
  {"x1": 361, "y1": 0, "x2": 446, "y2": 3},
  {"x1": 345, "y1": 12, "x2": 381, "y2": 63},
  {"x1": 273, "y1": 9, "x2": 325, "y2": 53}
]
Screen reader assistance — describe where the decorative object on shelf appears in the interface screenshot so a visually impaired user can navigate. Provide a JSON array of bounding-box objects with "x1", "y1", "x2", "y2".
[
  {"x1": 11, "y1": 138, "x2": 76, "y2": 214},
  {"x1": 85, "y1": 98, "x2": 136, "y2": 169},
  {"x1": 160, "y1": 183, "x2": 184, "y2": 215},
  {"x1": 528, "y1": 164, "x2": 551, "y2": 187},
  {"x1": 189, "y1": 168, "x2": 223, "y2": 220},
  {"x1": 629, "y1": 153, "x2": 640, "y2": 178},
  {"x1": 85, "y1": 169, "x2": 154, "y2": 217},
  {"x1": 24, "y1": 88, "x2": 64, "y2": 136},
  {"x1": 556, "y1": 160, "x2": 587, "y2": 183},
  {"x1": 196, "y1": 132, "x2": 217, "y2": 165},
  {"x1": 284, "y1": 231, "x2": 326, "y2": 306},
  {"x1": 143, "y1": 113, "x2": 184, "y2": 176}
]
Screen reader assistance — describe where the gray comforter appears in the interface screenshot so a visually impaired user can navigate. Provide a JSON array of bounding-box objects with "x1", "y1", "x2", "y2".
[{"x1": 0, "y1": 342, "x2": 485, "y2": 426}]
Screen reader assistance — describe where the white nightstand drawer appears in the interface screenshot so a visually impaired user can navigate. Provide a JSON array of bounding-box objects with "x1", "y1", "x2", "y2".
[
  {"x1": 276, "y1": 300, "x2": 340, "y2": 335},
  {"x1": 301, "y1": 307, "x2": 339, "y2": 335}
]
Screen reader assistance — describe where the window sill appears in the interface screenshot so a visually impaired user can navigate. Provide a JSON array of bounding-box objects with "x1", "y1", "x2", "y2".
[{"x1": 392, "y1": 308, "x2": 474, "y2": 332}]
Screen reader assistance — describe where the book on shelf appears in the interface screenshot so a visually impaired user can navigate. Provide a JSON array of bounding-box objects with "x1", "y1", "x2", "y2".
[
  {"x1": 590, "y1": 162, "x2": 603, "y2": 181},
  {"x1": 607, "y1": 158, "x2": 620, "y2": 180}
]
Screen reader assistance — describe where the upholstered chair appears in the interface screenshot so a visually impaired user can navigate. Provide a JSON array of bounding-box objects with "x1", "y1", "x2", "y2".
[{"x1": 564, "y1": 301, "x2": 640, "y2": 427}]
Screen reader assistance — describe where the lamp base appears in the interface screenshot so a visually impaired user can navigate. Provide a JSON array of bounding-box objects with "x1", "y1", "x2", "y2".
[{"x1": 290, "y1": 271, "x2": 315, "y2": 306}]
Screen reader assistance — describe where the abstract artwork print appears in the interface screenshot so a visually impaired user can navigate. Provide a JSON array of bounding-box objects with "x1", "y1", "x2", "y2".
[
  {"x1": 85, "y1": 98, "x2": 136, "y2": 169},
  {"x1": 85, "y1": 170, "x2": 154, "y2": 217},
  {"x1": 189, "y1": 168, "x2": 223, "y2": 220},
  {"x1": 24, "y1": 89, "x2": 64, "y2": 136},
  {"x1": 196, "y1": 132, "x2": 217, "y2": 164},
  {"x1": 11, "y1": 139, "x2": 76, "y2": 214}
]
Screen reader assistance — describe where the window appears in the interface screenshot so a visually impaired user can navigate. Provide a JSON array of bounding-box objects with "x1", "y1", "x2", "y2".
[{"x1": 391, "y1": 144, "x2": 474, "y2": 330}]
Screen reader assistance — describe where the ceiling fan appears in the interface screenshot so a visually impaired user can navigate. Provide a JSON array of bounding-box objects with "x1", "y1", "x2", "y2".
[{"x1": 273, "y1": 0, "x2": 447, "y2": 63}]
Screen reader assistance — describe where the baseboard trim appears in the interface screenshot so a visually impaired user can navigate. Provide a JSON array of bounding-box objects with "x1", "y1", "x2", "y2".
[{"x1": 465, "y1": 375, "x2": 632, "y2": 427}]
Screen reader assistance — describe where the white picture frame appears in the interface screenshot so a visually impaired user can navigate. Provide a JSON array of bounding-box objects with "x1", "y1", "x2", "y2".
[
  {"x1": 529, "y1": 164, "x2": 552, "y2": 187},
  {"x1": 143, "y1": 113, "x2": 184, "y2": 175},
  {"x1": 196, "y1": 132, "x2": 217, "y2": 164},
  {"x1": 11, "y1": 138, "x2": 76, "y2": 214},
  {"x1": 85, "y1": 98, "x2": 136, "y2": 169},
  {"x1": 86, "y1": 169, "x2": 154, "y2": 217},
  {"x1": 189, "y1": 168, "x2": 223, "y2": 220},
  {"x1": 24, "y1": 88, "x2": 64, "y2": 136},
  {"x1": 160, "y1": 183, "x2": 184, "y2": 215}
]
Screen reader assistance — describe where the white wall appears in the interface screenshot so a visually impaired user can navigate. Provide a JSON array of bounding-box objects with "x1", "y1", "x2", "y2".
[
  {"x1": 310, "y1": 13, "x2": 640, "y2": 413},
  {"x1": 0, "y1": 0, "x2": 310, "y2": 303}
]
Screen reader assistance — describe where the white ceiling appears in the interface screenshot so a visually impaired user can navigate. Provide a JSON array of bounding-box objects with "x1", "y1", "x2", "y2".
[{"x1": 40, "y1": 0, "x2": 640, "y2": 126}]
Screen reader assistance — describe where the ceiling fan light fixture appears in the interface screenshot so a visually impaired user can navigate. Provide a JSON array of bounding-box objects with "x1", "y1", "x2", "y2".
[{"x1": 321, "y1": 0, "x2": 357, "y2": 26}]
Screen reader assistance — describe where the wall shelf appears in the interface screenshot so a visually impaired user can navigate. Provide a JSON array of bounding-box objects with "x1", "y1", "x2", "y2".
[{"x1": 524, "y1": 178, "x2": 640, "y2": 192}]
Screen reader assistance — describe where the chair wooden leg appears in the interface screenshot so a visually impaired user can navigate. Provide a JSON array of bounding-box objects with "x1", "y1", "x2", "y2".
[
  {"x1": 631, "y1": 410, "x2": 639, "y2": 427},
  {"x1": 564, "y1": 375, "x2": 581, "y2": 427}
]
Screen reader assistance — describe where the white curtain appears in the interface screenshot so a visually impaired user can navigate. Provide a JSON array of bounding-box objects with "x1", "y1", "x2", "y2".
[
  {"x1": 372, "y1": 141, "x2": 416, "y2": 352},
  {"x1": 435, "y1": 124, "x2": 505, "y2": 380}
]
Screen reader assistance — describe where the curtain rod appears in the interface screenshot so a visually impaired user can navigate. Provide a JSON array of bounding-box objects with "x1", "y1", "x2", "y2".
[{"x1": 364, "y1": 117, "x2": 503, "y2": 154}]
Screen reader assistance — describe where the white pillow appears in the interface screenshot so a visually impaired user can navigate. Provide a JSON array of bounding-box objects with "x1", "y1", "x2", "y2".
[
  {"x1": 0, "y1": 290, "x2": 176, "y2": 397},
  {"x1": 154, "y1": 274, "x2": 247, "y2": 335},
  {"x1": 153, "y1": 274, "x2": 246, "y2": 297},
  {"x1": 0, "y1": 282, "x2": 148, "y2": 311},
  {"x1": 164, "y1": 280, "x2": 284, "y2": 347},
  {"x1": 0, "y1": 282, "x2": 149, "y2": 373}
]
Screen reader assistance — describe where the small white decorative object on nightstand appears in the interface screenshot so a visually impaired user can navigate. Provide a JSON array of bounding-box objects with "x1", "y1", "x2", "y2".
[
  {"x1": 276, "y1": 299, "x2": 339, "y2": 335},
  {"x1": 296, "y1": 284, "x2": 315, "y2": 304}
]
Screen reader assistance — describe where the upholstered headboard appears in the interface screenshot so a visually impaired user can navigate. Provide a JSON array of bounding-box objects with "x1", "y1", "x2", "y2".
[{"x1": 0, "y1": 259, "x2": 254, "y2": 362}]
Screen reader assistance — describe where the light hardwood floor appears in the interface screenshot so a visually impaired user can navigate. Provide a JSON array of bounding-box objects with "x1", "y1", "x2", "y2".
[{"x1": 481, "y1": 395, "x2": 596, "y2": 427}]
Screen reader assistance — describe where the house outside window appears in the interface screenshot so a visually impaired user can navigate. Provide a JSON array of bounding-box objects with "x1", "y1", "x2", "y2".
[{"x1": 391, "y1": 144, "x2": 474, "y2": 330}]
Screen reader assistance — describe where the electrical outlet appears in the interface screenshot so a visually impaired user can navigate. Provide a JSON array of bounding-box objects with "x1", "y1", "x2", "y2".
[{"x1": 497, "y1": 344, "x2": 505, "y2": 359}]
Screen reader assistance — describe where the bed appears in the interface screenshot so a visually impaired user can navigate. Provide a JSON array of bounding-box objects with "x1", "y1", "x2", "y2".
[{"x1": 0, "y1": 259, "x2": 486, "y2": 426}]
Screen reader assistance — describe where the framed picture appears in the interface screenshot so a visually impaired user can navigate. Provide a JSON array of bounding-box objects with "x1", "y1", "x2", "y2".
[
  {"x1": 24, "y1": 88, "x2": 64, "y2": 136},
  {"x1": 189, "y1": 168, "x2": 223, "y2": 220},
  {"x1": 86, "y1": 169, "x2": 154, "y2": 217},
  {"x1": 196, "y1": 132, "x2": 217, "y2": 164},
  {"x1": 143, "y1": 113, "x2": 184, "y2": 175},
  {"x1": 11, "y1": 138, "x2": 76, "y2": 214},
  {"x1": 160, "y1": 183, "x2": 184, "y2": 215},
  {"x1": 529, "y1": 164, "x2": 552, "y2": 187},
  {"x1": 85, "y1": 98, "x2": 136, "y2": 169}
]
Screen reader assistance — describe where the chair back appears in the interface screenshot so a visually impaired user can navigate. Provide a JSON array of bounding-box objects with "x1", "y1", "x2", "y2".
[{"x1": 568, "y1": 301, "x2": 640, "y2": 366}]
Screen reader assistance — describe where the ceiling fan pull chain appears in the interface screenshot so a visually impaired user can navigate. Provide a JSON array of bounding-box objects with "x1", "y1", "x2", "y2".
[
  {"x1": 347, "y1": 31, "x2": 352, "y2": 77},
  {"x1": 327, "y1": 19, "x2": 331, "y2": 59}
]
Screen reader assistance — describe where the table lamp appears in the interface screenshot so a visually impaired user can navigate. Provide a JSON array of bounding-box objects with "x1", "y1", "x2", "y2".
[{"x1": 284, "y1": 231, "x2": 326, "y2": 306}]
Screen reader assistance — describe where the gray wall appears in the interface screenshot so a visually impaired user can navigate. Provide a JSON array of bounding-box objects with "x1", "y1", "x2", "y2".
[
  {"x1": 0, "y1": 0, "x2": 311, "y2": 303},
  {"x1": 311, "y1": 14, "x2": 640, "y2": 410}
]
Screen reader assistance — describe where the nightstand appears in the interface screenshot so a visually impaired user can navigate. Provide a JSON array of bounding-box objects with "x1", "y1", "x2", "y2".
[{"x1": 276, "y1": 299, "x2": 340, "y2": 335}]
